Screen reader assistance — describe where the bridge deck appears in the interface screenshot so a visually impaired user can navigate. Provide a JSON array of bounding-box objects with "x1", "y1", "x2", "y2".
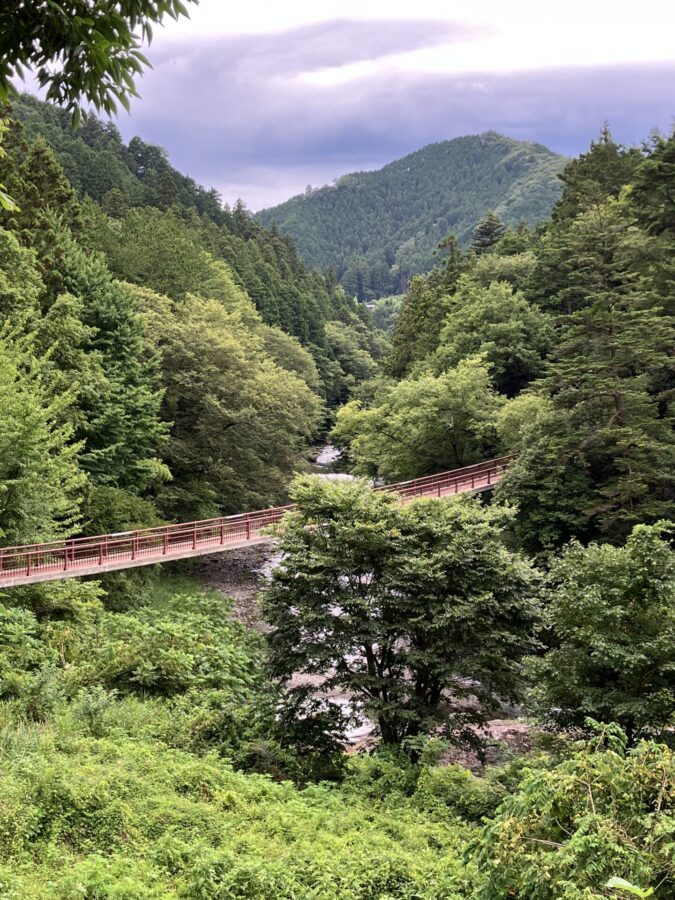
[{"x1": 0, "y1": 457, "x2": 511, "y2": 587}]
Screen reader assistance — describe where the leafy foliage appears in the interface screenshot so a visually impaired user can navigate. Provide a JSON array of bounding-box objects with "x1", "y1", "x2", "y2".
[
  {"x1": 264, "y1": 477, "x2": 538, "y2": 749},
  {"x1": 433, "y1": 277, "x2": 553, "y2": 396},
  {"x1": 0, "y1": 328, "x2": 84, "y2": 544},
  {"x1": 530, "y1": 522, "x2": 675, "y2": 743},
  {"x1": 474, "y1": 725, "x2": 675, "y2": 899},
  {"x1": 0, "y1": 0, "x2": 195, "y2": 118},
  {"x1": 334, "y1": 357, "x2": 504, "y2": 480}
]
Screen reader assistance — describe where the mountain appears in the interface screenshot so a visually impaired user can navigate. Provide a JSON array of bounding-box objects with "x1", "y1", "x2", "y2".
[
  {"x1": 7, "y1": 93, "x2": 387, "y2": 409},
  {"x1": 256, "y1": 132, "x2": 566, "y2": 299}
]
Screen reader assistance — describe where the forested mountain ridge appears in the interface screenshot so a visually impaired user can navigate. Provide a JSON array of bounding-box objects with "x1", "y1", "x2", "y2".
[
  {"x1": 256, "y1": 131, "x2": 566, "y2": 298},
  {"x1": 0, "y1": 93, "x2": 388, "y2": 548},
  {"x1": 8, "y1": 92, "x2": 386, "y2": 401}
]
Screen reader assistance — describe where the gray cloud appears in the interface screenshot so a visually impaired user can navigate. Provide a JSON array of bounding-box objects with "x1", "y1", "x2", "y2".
[{"x1": 116, "y1": 20, "x2": 675, "y2": 209}]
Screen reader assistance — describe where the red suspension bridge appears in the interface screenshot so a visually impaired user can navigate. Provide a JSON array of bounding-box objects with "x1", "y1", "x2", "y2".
[{"x1": 0, "y1": 457, "x2": 511, "y2": 588}]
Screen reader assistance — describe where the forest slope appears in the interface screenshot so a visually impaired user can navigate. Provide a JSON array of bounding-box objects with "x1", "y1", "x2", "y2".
[{"x1": 256, "y1": 132, "x2": 565, "y2": 298}]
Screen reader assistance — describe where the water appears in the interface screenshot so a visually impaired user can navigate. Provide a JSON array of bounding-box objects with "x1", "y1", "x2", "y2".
[
  {"x1": 312, "y1": 444, "x2": 355, "y2": 481},
  {"x1": 315, "y1": 444, "x2": 341, "y2": 467}
]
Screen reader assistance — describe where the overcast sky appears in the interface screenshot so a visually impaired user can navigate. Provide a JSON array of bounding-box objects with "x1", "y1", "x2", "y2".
[{"x1": 91, "y1": 1, "x2": 675, "y2": 209}]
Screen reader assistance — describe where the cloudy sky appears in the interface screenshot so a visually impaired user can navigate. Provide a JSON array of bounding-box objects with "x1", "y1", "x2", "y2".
[{"x1": 107, "y1": 0, "x2": 675, "y2": 209}]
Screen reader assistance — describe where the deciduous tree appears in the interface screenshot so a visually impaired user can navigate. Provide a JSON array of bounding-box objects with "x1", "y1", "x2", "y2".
[
  {"x1": 264, "y1": 478, "x2": 538, "y2": 751},
  {"x1": 530, "y1": 522, "x2": 675, "y2": 743}
]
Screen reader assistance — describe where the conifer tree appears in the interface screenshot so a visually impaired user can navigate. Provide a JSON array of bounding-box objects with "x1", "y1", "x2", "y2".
[
  {"x1": 470, "y1": 211, "x2": 506, "y2": 255},
  {"x1": 500, "y1": 199, "x2": 675, "y2": 547},
  {"x1": 387, "y1": 276, "x2": 449, "y2": 376},
  {"x1": 0, "y1": 328, "x2": 84, "y2": 544},
  {"x1": 60, "y1": 237, "x2": 167, "y2": 493},
  {"x1": 552, "y1": 125, "x2": 643, "y2": 225},
  {"x1": 631, "y1": 128, "x2": 675, "y2": 312}
]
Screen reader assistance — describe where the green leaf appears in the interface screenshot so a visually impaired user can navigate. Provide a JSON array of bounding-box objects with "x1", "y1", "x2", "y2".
[{"x1": 606, "y1": 876, "x2": 655, "y2": 897}]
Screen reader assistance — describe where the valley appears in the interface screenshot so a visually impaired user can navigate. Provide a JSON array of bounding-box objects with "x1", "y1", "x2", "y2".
[{"x1": 0, "y1": 24, "x2": 672, "y2": 895}]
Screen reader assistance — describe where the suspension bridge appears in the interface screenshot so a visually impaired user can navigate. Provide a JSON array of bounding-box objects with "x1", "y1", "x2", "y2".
[{"x1": 0, "y1": 456, "x2": 511, "y2": 588}]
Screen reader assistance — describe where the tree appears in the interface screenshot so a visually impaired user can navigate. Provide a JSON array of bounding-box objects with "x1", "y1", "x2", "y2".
[
  {"x1": 470, "y1": 212, "x2": 506, "y2": 255},
  {"x1": 495, "y1": 400, "x2": 595, "y2": 551},
  {"x1": 325, "y1": 320, "x2": 379, "y2": 386},
  {"x1": 530, "y1": 522, "x2": 674, "y2": 743},
  {"x1": 257, "y1": 324, "x2": 322, "y2": 393},
  {"x1": 0, "y1": 0, "x2": 195, "y2": 119},
  {"x1": 631, "y1": 128, "x2": 675, "y2": 236},
  {"x1": 86, "y1": 206, "x2": 214, "y2": 301},
  {"x1": 500, "y1": 199, "x2": 675, "y2": 548},
  {"x1": 371, "y1": 295, "x2": 403, "y2": 334},
  {"x1": 264, "y1": 478, "x2": 538, "y2": 751},
  {"x1": 433, "y1": 277, "x2": 553, "y2": 396},
  {"x1": 1, "y1": 137, "x2": 81, "y2": 300},
  {"x1": 60, "y1": 237, "x2": 168, "y2": 493},
  {"x1": 139, "y1": 291, "x2": 322, "y2": 519},
  {"x1": 530, "y1": 189, "x2": 644, "y2": 315},
  {"x1": 552, "y1": 125, "x2": 643, "y2": 225},
  {"x1": 0, "y1": 328, "x2": 84, "y2": 544},
  {"x1": 0, "y1": 116, "x2": 18, "y2": 211},
  {"x1": 0, "y1": 226, "x2": 43, "y2": 321},
  {"x1": 631, "y1": 128, "x2": 675, "y2": 313},
  {"x1": 333, "y1": 356, "x2": 504, "y2": 481},
  {"x1": 387, "y1": 276, "x2": 451, "y2": 377}
]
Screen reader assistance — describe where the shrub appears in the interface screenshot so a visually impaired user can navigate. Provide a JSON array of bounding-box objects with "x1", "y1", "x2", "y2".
[{"x1": 472, "y1": 724, "x2": 675, "y2": 899}]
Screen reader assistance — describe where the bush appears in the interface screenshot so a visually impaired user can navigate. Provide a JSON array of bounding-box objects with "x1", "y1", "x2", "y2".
[
  {"x1": 472, "y1": 723, "x2": 675, "y2": 899},
  {"x1": 0, "y1": 721, "x2": 473, "y2": 899},
  {"x1": 413, "y1": 764, "x2": 507, "y2": 822}
]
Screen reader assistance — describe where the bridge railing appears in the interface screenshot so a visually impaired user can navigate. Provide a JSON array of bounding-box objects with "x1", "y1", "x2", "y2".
[
  {"x1": 0, "y1": 504, "x2": 293, "y2": 581},
  {"x1": 0, "y1": 456, "x2": 511, "y2": 581},
  {"x1": 377, "y1": 456, "x2": 512, "y2": 501}
]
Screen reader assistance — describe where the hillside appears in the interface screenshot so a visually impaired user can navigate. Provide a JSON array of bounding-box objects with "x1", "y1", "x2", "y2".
[
  {"x1": 256, "y1": 132, "x2": 566, "y2": 298},
  {"x1": 7, "y1": 94, "x2": 386, "y2": 410},
  {"x1": 1, "y1": 14, "x2": 674, "y2": 898}
]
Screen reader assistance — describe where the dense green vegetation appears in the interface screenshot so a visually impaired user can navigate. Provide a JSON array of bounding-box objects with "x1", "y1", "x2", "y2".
[
  {"x1": 256, "y1": 132, "x2": 565, "y2": 298},
  {"x1": 335, "y1": 127, "x2": 675, "y2": 551},
  {"x1": 0, "y1": 569, "x2": 671, "y2": 898},
  {"x1": 0, "y1": 72, "x2": 672, "y2": 899},
  {"x1": 0, "y1": 94, "x2": 389, "y2": 537}
]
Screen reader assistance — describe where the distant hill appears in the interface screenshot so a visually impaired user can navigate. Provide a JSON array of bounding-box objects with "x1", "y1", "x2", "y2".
[{"x1": 256, "y1": 132, "x2": 566, "y2": 299}]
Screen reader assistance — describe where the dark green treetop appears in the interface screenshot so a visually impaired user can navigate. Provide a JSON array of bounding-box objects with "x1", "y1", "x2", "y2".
[
  {"x1": 264, "y1": 477, "x2": 538, "y2": 752},
  {"x1": 470, "y1": 211, "x2": 506, "y2": 255}
]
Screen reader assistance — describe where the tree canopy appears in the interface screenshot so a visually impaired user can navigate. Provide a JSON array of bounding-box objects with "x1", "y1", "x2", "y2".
[{"x1": 264, "y1": 477, "x2": 538, "y2": 750}]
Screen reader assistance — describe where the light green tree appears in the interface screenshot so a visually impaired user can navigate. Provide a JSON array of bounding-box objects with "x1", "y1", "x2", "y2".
[
  {"x1": 0, "y1": 328, "x2": 84, "y2": 544},
  {"x1": 433, "y1": 276, "x2": 553, "y2": 395},
  {"x1": 474, "y1": 724, "x2": 674, "y2": 899},
  {"x1": 333, "y1": 356, "x2": 504, "y2": 480},
  {"x1": 530, "y1": 522, "x2": 675, "y2": 743}
]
